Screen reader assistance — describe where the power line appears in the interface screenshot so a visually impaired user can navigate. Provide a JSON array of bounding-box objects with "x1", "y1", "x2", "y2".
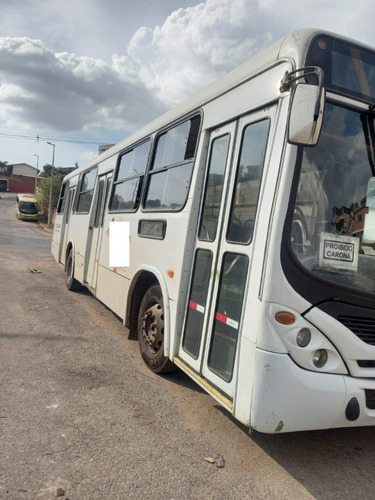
[{"x1": 0, "y1": 130, "x2": 113, "y2": 145}]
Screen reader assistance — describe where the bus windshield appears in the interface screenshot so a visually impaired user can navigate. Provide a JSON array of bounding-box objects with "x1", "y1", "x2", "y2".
[
  {"x1": 19, "y1": 201, "x2": 38, "y2": 214},
  {"x1": 307, "y1": 35, "x2": 375, "y2": 104},
  {"x1": 290, "y1": 101, "x2": 375, "y2": 294}
]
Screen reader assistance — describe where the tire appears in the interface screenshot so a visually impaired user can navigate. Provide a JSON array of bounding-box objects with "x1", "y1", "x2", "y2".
[
  {"x1": 65, "y1": 248, "x2": 82, "y2": 291},
  {"x1": 138, "y1": 284, "x2": 176, "y2": 373}
]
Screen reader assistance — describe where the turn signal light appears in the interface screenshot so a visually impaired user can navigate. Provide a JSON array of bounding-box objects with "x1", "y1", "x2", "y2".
[{"x1": 275, "y1": 311, "x2": 295, "y2": 325}]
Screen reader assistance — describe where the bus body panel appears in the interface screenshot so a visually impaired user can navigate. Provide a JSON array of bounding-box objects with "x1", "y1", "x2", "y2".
[
  {"x1": 201, "y1": 62, "x2": 290, "y2": 130},
  {"x1": 251, "y1": 349, "x2": 375, "y2": 433},
  {"x1": 96, "y1": 265, "x2": 130, "y2": 319},
  {"x1": 72, "y1": 221, "x2": 90, "y2": 284},
  {"x1": 250, "y1": 349, "x2": 347, "y2": 433},
  {"x1": 51, "y1": 29, "x2": 375, "y2": 433}
]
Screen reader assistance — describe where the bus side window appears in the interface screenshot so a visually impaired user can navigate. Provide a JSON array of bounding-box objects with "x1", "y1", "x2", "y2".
[
  {"x1": 76, "y1": 167, "x2": 98, "y2": 213},
  {"x1": 57, "y1": 182, "x2": 67, "y2": 214},
  {"x1": 227, "y1": 119, "x2": 270, "y2": 244},
  {"x1": 144, "y1": 115, "x2": 201, "y2": 211},
  {"x1": 110, "y1": 140, "x2": 150, "y2": 212},
  {"x1": 199, "y1": 134, "x2": 230, "y2": 241}
]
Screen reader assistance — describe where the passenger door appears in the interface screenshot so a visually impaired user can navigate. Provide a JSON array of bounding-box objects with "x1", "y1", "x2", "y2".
[
  {"x1": 59, "y1": 186, "x2": 75, "y2": 265},
  {"x1": 84, "y1": 172, "x2": 112, "y2": 289},
  {"x1": 178, "y1": 107, "x2": 275, "y2": 399}
]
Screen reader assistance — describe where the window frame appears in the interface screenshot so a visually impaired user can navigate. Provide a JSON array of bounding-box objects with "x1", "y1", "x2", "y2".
[
  {"x1": 57, "y1": 181, "x2": 68, "y2": 214},
  {"x1": 143, "y1": 113, "x2": 202, "y2": 213},
  {"x1": 76, "y1": 166, "x2": 98, "y2": 214},
  {"x1": 109, "y1": 138, "x2": 151, "y2": 213},
  {"x1": 226, "y1": 117, "x2": 271, "y2": 245}
]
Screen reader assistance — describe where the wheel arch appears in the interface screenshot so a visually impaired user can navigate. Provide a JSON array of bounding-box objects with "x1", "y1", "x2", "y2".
[
  {"x1": 126, "y1": 266, "x2": 171, "y2": 358},
  {"x1": 64, "y1": 241, "x2": 75, "y2": 271}
]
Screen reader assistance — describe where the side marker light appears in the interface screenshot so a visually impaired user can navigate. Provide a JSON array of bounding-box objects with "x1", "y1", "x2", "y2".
[{"x1": 275, "y1": 311, "x2": 295, "y2": 325}]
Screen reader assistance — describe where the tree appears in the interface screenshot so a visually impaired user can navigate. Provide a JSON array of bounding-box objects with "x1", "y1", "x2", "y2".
[
  {"x1": 39, "y1": 164, "x2": 76, "y2": 178},
  {"x1": 39, "y1": 164, "x2": 53, "y2": 178},
  {"x1": 36, "y1": 164, "x2": 77, "y2": 221},
  {"x1": 36, "y1": 173, "x2": 64, "y2": 214},
  {"x1": 0, "y1": 160, "x2": 10, "y2": 177}
]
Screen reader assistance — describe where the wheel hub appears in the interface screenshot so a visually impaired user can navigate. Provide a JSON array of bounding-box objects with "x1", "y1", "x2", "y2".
[{"x1": 141, "y1": 303, "x2": 164, "y2": 352}]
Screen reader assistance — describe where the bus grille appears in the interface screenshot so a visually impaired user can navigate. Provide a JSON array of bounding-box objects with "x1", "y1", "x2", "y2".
[
  {"x1": 338, "y1": 315, "x2": 375, "y2": 346},
  {"x1": 365, "y1": 390, "x2": 375, "y2": 410}
]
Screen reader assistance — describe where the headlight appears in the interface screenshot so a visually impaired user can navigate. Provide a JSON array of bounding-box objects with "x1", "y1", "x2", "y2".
[
  {"x1": 313, "y1": 349, "x2": 328, "y2": 368},
  {"x1": 271, "y1": 305, "x2": 347, "y2": 375},
  {"x1": 296, "y1": 328, "x2": 311, "y2": 347}
]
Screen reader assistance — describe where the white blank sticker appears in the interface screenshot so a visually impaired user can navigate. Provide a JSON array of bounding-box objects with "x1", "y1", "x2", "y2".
[{"x1": 109, "y1": 221, "x2": 129, "y2": 267}]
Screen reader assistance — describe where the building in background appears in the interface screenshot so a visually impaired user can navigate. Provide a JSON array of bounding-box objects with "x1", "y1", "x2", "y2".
[
  {"x1": 98, "y1": 144, "x2": 114, "y2": 155},
  {"x1": 0, "y1": 163, "x2": 38, "y2": 193}
]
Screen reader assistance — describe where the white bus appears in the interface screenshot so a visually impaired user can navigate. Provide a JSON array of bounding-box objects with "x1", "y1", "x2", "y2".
[{"x1": 52, "y1": 29, "x2": 375, "y2": 433}]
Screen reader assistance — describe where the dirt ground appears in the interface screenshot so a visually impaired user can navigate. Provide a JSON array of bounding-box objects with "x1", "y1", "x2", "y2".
[{"x1": 1, "y1": 193, "x2": 375, "y2": 500}]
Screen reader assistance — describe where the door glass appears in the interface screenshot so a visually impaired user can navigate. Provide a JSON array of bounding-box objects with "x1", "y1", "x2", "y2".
[
  {"x1": 208, "y1": 253, "x2": 249, "y2": 381},
  {"x1": 182, "y1": 250, "x2": 213, "y2": 358},
  {"x1": 199, "y1": 134, "x2": 230, "y2": 241},
  {"x1": 66, "y1": 189, "x2": 75, "y2": 224},
  {"x1": 227, "y1": 119, "x2": 270, "y2": 244},
  {"x1": 94, "y1": 180, "x2": 105, "y2": 228}
]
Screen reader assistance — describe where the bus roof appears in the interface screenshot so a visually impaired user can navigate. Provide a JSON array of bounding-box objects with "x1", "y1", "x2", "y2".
[
  {"x1": 63, "y1": 28, "x2": 372, "y2": 181},
  {"x1": 17, "y1": 194, "x2": 37, "y2": 202}
]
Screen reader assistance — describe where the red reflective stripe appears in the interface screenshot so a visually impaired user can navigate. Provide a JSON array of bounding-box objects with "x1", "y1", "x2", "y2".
[
  {"x1": 189, "y1": 300, "x2": 197, "y2": 310},
  {"x1": 216, "y1": 312, "x2": 239, "y2": 330},
  {"x1": 216, "y1": 312, "x2": 227, "y2": 324},
  {"x1": 189, "y1": 300, "x2": 205, "y2": 313}
]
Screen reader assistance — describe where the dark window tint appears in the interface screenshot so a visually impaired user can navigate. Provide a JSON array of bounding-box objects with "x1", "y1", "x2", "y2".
[
  {"x1": 57, "y1": 182, "x2": 67, "y2": 214},
  {"x1": 182, "y1": 250, "x2": 213, "y2": 358},
  {"x1": 208, "y1": 253, "x2": 248, "y2": 382},
  {"x1": 19, "y1": 201, "x2": 38, "y2": 214},
  {"x1": 307, "y1": 36, "x2": 375, "y2": 103}
]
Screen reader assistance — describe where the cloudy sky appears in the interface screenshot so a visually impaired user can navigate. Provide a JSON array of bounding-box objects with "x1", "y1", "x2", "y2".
[{"x1": 0, "y1": 0, "x2": 373, "y2": 170}]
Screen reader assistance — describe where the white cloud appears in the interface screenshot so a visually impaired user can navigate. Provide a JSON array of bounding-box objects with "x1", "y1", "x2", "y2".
[
  {"x1": 0, "y1": 0, "x2": 374, "y2": 167},
  {"x1": 127, "y1": 0, "x2": 275, "y2": 105},
  {"x1": 0, "y1": 37, "x2": 165, "y2": 132}
]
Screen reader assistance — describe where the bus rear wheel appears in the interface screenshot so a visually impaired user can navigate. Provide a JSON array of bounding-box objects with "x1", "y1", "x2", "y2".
[
  {"x1": 65, "y1": 249, "x2": 82, "y2": 291},
  {"x1": 138, "y1": 284, "x2": 175, "y2": 373}
]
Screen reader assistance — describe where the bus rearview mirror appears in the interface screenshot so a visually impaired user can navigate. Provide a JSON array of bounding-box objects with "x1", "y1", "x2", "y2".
[{"x1": 288, "y1": 83, "x2": 325, "y2": 146}]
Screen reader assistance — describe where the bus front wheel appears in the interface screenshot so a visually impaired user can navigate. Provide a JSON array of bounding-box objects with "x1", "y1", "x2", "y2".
[
  {"x1": 65, "y1": 249, "x2": 82, "y2": 291},
  {"x1": 138, "y1": 284, "x2": 175, "y2": 374}
]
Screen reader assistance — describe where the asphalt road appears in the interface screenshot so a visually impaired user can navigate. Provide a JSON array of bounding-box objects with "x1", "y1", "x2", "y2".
[{"x1": 1, "y1": 192, "x2": 375, "y2": 500}]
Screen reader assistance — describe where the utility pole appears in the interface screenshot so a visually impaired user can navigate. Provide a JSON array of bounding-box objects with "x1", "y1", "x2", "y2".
[
  {"x1": 47, "y1": 142, "x2": 55, "y2": 229},
  {"x1": 33, "y1": 154, "x2": 39, "y2": 195}
]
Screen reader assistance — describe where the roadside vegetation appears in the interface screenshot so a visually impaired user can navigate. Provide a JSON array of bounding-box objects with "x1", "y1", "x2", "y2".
[{"x1": 36, "y1": 164, "x2": 77, "y2": 219}]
